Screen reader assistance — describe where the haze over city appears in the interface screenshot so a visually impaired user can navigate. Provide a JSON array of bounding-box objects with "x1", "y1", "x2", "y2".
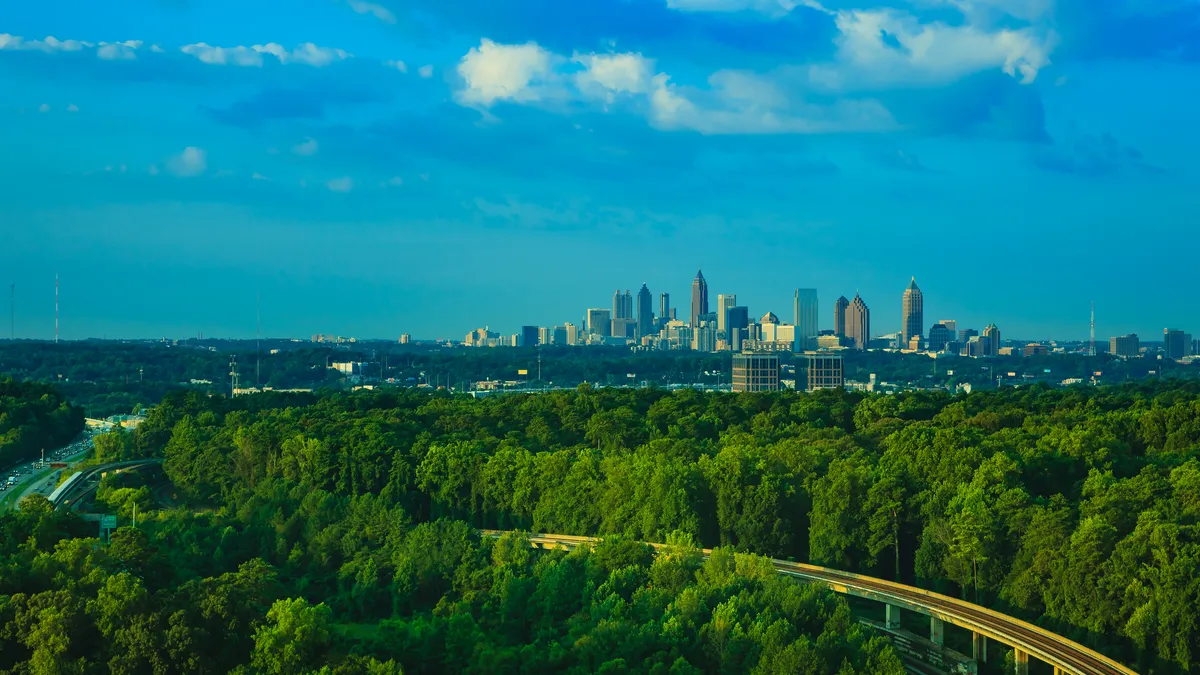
[{"x1": 3, "y1": 0, "x2": 1199, "y2": 340}]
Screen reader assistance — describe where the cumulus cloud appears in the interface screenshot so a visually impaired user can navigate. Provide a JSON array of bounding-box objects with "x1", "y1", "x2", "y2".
[
  {"x1": 327, "y1": 177, "x2": 354, "y2": 192},
  {"x1": 574, "y1": 52, "x2": 654, "y2": 101},
  {"x1": 292, "y1": 137, "x2": 319, "y2": 156},
  {"x1": 665, "y1": 0, "x2": 825, "y2": 16},
  {"x1": 385, "y1": 59, "x2": 408, "y2": 73},
  {"x1": 167, "y1": 146, "x2": 207, "y2": 177},
  {"x1": 346, "y1": 0, "x2": 396, "y2": 23},
  {"x1": 418, "y1": 64, "x2": 434, "y2": 78},
  {"x1": 456, "y1": 40, "x2": 557, "y2": 106},
  {"x1": 0, "y1": 34, "x2": 88, "y2": 53},
  {"x1": 97, "y1": 40, "x2": 142, "y2": 60},
  {"x1": 180, "y1": 42, "x2": 351, "y2": 67}
]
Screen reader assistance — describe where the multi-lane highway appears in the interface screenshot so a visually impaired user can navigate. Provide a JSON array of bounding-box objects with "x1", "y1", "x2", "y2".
[
  {"x1": 0, "y1": 433, "x2": 95, "y2": 511},
  {"x1": 481, "y1": 531, "x2": 1138, "y2": 675}
]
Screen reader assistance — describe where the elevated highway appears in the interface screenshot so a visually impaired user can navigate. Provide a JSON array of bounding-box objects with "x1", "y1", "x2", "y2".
[
  {"x1": 48, "y1": 459, "x2": 164, "y2": 510},
  {"x1": 481, "y1": 531, "x2": 1138, "y2": 675}
]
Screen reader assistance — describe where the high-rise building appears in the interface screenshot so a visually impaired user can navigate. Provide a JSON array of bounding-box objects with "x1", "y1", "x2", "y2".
[
  {"x1": 399, "y1": 334, "x2": 411, "y2": 345},
  {"x1": 691, "y1": 269, "x2": 709, "y2": 327},
  {"x1": 564, "y1": 322, "x2": 579, "y2": 346},
  {"x1": 553, "y1": 326, "x2": 567, "y2": 345},
  {"x1": 612, "y1": 290, "x2": 626, "y2": 320},
  {"x1": 693, "y1": 312, "x2": 717, "y2": 352},
  {"x1": 611, "y1": 318, "x2": 635, "y2": 339},
  {"x1": 804, "y1": 352, "x2": 844, "y2": 392},
  {"x1": 660, "y1": 293, "x2": 670, "y2": 326},
  {"x1": 727, "y1": 306, "x2": 749, "y2": 352},
  {"x1": 962, "y1": 335, "x2": 985, "y2": 358},
  {"x1": 637, "y1": 284, "x2": 653, "y2": 339},
  {"x1": 717, "y1": 294, "x2": 737, "y2": 335},
  {"x1": 982, "y1": 323, "x2": 1001, "y2": 356},
  {"x1": 539, "y1": 327, "x2": 552, "y2": 346},
  {"x1": 587, "y1": 309, "x2": 612, "y2": 337},
  {"x1": 1164, "y1": 328, "x2": 1191, "y2": 360},
  {"x1": 520, "y1": 325, "x2": 539, "y2": 347},
  {"x1": 959, "y1": 328, "x2": 979, "y2": 344},
  {"x1": 939, "y1": 319, "x2": 957, "y2": 334},
  {"x1": 794, "y1": 289, "x2": 818, "y2": 352},
  {"x1": 928, "y1": 323, "x2": 954, "y2": 352},
  {"x1": 834, "y1": 296, "x2": 850, "y2": 337},
  {"x1": 1110, "y1": 334, "x2": 1140, "y2": 358},
  {"x1": 845, "y1": 293, "x2": 871, "y2": 350},
  {"x1": 901, "y1": 277, "x2": 924, "y2": 348},
  {"x1": 732, "y1": 352, "x2": 781, "y2": 392},
  {"x1": 1023, "y1": 343, "x2": 1050, "y2": 357}
]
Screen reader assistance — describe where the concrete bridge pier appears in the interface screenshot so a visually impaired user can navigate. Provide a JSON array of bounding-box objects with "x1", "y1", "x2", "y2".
[
  {"x1": 885, "y1": 604, "x2": 901, "y2": 630},
  {"x1": 972, "y1": 632, "x2": 987, "y2": 664},
  {"x1": 930, "y1": 616, "x2": 944, "y2": 647},
  {"x1": 1013, "y1": 649, "x2": 1029, "y2": 675}
]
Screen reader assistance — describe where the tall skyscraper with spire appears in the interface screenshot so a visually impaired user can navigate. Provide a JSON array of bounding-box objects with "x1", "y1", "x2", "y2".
[
  {"x1": 834, "y1": 295, "x2": 850, "y2": 337},
  {"x1": 901, "y1": 277, "x2": 924, "y2": 348},
  {"x1": 846, "y1": 293, "x2": 871, "y2": 350},
  {"x1": 659, "y1": 293, "x2": 671, "y2": 324},
  {"x1": 690, "y1": 269, "x2": 709, "y2": 327},
  {"x1": 636, "y1": 284, "x2": 653, "y2": 339}
]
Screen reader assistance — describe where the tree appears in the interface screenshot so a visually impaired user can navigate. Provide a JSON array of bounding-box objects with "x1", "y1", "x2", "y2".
[{"x1": 251, "y1": 598, "x2": 332, "y2": 675}]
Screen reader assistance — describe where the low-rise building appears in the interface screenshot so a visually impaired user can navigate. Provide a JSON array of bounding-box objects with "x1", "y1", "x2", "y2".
[{"x1": 732, "y1": 353, "x2": 781, "y2": 392}]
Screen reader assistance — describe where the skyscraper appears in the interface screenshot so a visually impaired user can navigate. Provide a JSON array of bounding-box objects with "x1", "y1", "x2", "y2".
[
  {"x1": 845, "y1": 293, "x2": 871, "y2": 350},
  {"x1": 982, "y1": 323, "x2": 1001, "y2": 357},
  {"x1": 901, "y1": 278, "x2": 924, "y2": 348},
  {"x1": 520, "y1": 325, "x2": 539, "y2": 347},
  {"x1": 1164, "y1": 328, "x2": 1191, "y2": 360},
  {"x1": 794, "y1": 289, "x2": 818, "y2": 352},
  {"x1": 587, "y1": 309, "x2": 612, "y2": 337},
  {"x1": 727, "y1": 306, "x2": 749, "y2": 352},
  {"x1": 690, "y1": 269, "x2": 709, "y2": 327},
  {"x1": 612, "y1": 290, "x2": 626, "y2": 320},
  {"x1": 834, "y1": 295, "x2": 850, "y2": 337},
  {"x1": 659, "y1": 292, "x2": 670, "y2": 325},
  {"x1": 717, "y1": 294, "x2": 737, "y2": 335},
  {"x1": 636, "y1": 284, "x2": 653, "y2": 339},
  {"x1": 928, "y1": 323, "x2": 954, "y2": 352}
]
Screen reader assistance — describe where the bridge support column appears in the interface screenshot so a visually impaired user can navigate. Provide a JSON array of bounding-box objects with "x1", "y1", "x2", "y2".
[
  {"x1": 885, "y1": 604, "x2": 901, "y2": 630},
  {"x1": 1053, "y1": 669, "x2": 1065, "y2": 675},
  {"x1": 930, "y1": 616, "x2": 944, "y2": 647},
  {"x1": 1013, "y1": 649, "x2": 1029, "y2": 675},
  {"x1": 972, "y1": 632, "x2": 987, "y2": 664}
]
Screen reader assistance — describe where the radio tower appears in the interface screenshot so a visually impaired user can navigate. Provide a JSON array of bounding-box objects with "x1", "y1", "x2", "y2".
[
  {"x1": 229, "y1": 355, "x2": 240, "y2": 398},
  {"x1": 1089, "y1": 301, "x2": 1096, "y2": 357},
  {"x1": 54, "y1": 273, "x2": 59, "y2": 344}
]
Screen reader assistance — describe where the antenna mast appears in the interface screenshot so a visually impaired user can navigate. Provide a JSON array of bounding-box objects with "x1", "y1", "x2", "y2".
[
  {"x1": 230, "y1": 355, "x2": 239, "y2": 398},
  {"x1": 1089, "y1": 301, "x2": 1095, "y2": 357}
]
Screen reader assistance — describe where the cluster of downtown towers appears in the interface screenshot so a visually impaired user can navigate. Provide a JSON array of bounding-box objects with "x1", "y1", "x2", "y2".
[{"x1": 515, "y1": 270, "x2": 994, "y2": 355}]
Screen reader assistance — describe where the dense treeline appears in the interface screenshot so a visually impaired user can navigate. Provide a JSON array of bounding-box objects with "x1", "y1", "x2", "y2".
[
  {"x1": 0, "y1": 491, "x2": 902, "y2": 674},
  {"x1": 143, "y1": 382, "x2": 1200, "y2": 673},
  {"x1": 0, "y1": 377, "x2": 84, "y2": 468}
]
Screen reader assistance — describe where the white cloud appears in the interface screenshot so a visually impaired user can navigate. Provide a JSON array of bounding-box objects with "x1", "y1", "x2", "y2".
[
  {"x1": 167, "y1": 147, "x2": 207, "y2": 177},
  {"x1": 574, "y1": 52, "x2": 654, "y2": 101},
  {"x1": 418, "y1": 64, "x2": 434, "y2": 78},
  {"x1": 38, "y1": 103, "x2": 50, "y2": 113},
  {"x1": 252, "y1": 172, "x2": 271, "y2": 181},
  {"x1": 327, "y1": 177, "x2": 354, "y2": 192},
  {"x1": 150, "y1": 44, "x2": 164, "y2": 53},
  {"x1": 97, "y1": 40, "x2": 142, "y2": 60},
  {"x1": 807, "y1": 8, "x2": 1054, "y2": 90},
  {"x1": 665, "y1": 0, "x2": 825, "y2": 16},
  {"x1": 0, "y1": 34, "x2": 88, "y2": 53},
  {"x1": 456, "y1": 39, "x2": 557, "y2": 106},
  {"x1": 347, "y1": 0, "x2": 396, "y2": 23},
  {"x1": 180, "y1": 42, "x2": 351, "y2": 67},
  {"x1": 66, "y1": 103, "x2": 79, "y2": 112},
  {"x1": 385, "y1": 59, "x2": 408, "y2": 73},
  {"x1": 292, "y1": 137, "x2": 320, "y2": 156}
]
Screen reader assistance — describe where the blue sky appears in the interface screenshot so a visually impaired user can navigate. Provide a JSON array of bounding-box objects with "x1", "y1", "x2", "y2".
[{"x1": 2, "y1": 0, "x2": 1198, "y2": 341}]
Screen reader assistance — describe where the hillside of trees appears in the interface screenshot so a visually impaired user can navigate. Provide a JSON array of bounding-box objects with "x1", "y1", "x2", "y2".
[
  {"x1": 0, "y1": 377, "x2": 84, "y2": 468},
  {"x1": 5, "y1": 380, "x2": 1200, "y2": 672}
]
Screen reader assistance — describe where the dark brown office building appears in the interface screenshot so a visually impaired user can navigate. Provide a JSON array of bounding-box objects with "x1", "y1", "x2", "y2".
[
  {"x1": 804, "y1": 352, "x2": 844, "y2": 391},
  {"x1": 690, "y1": 269, "x2": 709, "y2": 327},
  {"x1": 732, "y1": 353, "x2": 780, "y2": 392},
  {"x1": 846, "y1": 293, "x2": 871, "y2": 350},
  {"x1": 834, "y1": 295, "x2": 849, "y2": 337}
]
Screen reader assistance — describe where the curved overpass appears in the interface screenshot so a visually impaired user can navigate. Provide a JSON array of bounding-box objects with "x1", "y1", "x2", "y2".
[
  {"x1": 481, "y1": 531, "x2": 1137, "y2": 675},
  {"x1": 49, "y1": 459, "x2": 164, "y2": 509}
]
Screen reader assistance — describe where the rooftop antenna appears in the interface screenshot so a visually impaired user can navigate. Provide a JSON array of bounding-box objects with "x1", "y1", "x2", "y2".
[
  {"x1": 1089, "y1": 301, "x2": 1096, "y2": 357},
  {"x1": 54, "y1": 273, "x2": 59, "y2": 344}
]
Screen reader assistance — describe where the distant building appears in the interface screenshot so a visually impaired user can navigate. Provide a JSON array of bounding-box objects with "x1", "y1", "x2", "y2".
[
  {"x1": 1023, "y1": 343, "x2": 1050, "y2": 357},
  {"x1": 520, "y1": 325, "x2": 540, "y2": 348},
  {"x1": 834, "y1": 296, "x2": 850, "y2": 337},
  {"x1": 845, "y1": 293, "x2": 871, "y2": 350},
  {"x1": 1164, "y1": 328, "x2": 1191, "y2": 360},
  {"x1": 693, "y1": 312, "x2": 718, "y2": 352},
  {"x1": 761, "y1": 321, "x2": 794, "y2": 345},
  {"x1": 962, "y1": 335, "x2": 986, "y2": 358},
  {"x1": 332, "y1": 362, "x2": 367, "y2": 376},
  {"x1": 691, "y1": 269, "x2": 709, "y2": 327},
  {"x1": 553, "y1": 325, "x2": 568, "y2": 345},
  {"x1": 717, "y1": 294, "x2": 737, "y2": 336},
  {"x1": 539, "y1": 327, "x2": 552, "y2": 346},
  {"x1": 907, "y1": 335, "x2": 925, "y2": 351},
  {"x1": 726, "y1": 306, "x2": 749, "y2": 352},
  {"x1": 637, "y1": 284, "x2": 654, "y2": 340},
  {"x1": 794, "y1": 289, "x2": 819, "y2": 352},
  {"x1": 399, "y1": 334, "x2": 411, "y2": 345},
  {"x1": 804, "y1": 352, "x2": 844, "y2": 392},
  {"x1": 959, "y1": 328, "x2": 979, "y2": 344},
  {"x1": 611, "y1": 318, "x2": 635, "y2": 339},
  {"x1": 939, "y1": 319, "x2": 957, "y2": 334},
  {"x1": 983, "y1": 324, "x2": 1001, "y2": 357},
  {"x1": 817, "y1": 334, "x2": 852, "y2": 349},
  {"x1": 732, "y1": 352, "x2": 781, "y2": 392},
  {"x1": 660, "y1": 293, "x2": 670, "y2": 326},
  {"x1": 565, "y1": 323, "x2": 579, "y2": 346},
  {"x1": 928, "y1": 323, "x2": 954, "y2": 352},
  {"x1": 465, "y1": 327, "x2": 499, "y2": 347},
  {"x1": 901, "y1": 278, "x2": 924, "y2": 348},
  {"x1": 587, "y1": 309, "x2": 612, "y2": 337}
]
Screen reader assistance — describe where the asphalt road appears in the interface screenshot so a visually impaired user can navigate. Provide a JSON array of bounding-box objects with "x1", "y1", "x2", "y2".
[{"x1": 0, "y1": 433, "x2": 95, "y2": 511}]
